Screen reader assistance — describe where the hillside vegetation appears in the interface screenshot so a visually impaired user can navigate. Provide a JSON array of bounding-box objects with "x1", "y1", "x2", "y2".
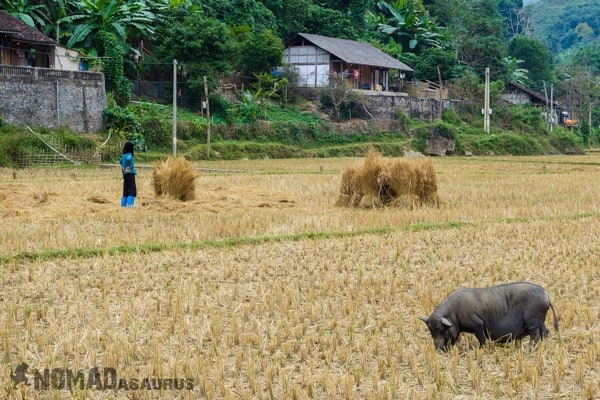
[
  {"x1": 1, "y1": 0, "x2": 599, "y2": 163},
  {"x1": 527, "y1": 0, "x2": 600, "y2": 56}
]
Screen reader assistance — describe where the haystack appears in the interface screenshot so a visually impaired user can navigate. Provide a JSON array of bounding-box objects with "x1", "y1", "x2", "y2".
[
  {"x1": 335, "y1": 148, "x2": 440, "y2": 208},
  {"x1": 153, "y1": 156, "x2": 197, "y2": 201}
]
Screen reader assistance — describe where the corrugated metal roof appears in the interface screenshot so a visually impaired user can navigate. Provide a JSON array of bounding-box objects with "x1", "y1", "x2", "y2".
[
  {"x1": 291, "y1": 33, "x2": 413, "y2": 71},
  {"x1": 0, "y1": 10, "x2": 55, "y2": 44}
]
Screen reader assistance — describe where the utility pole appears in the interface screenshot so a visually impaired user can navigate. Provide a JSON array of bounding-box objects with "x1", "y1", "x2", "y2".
[
  {"x1": 172, "y1": 59, "x2": 177, "y2": 157},
  {"x1": 550, "y1": 84, "x2": 554, "y2": 132},
  {"x1": 204, "y1": 76, "x2": 211, "y2": 159},
  {"x1": 483, "y1": 67, "x2": 490, "y2": 133}
]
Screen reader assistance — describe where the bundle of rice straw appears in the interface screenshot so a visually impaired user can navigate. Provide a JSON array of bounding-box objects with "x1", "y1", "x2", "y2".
[
  {"x1": 153, "y1": 155, "x2": 197, "y2": 201},
  {"x1": 335, "y1": 148, "x2": 439, "y2": 208}
]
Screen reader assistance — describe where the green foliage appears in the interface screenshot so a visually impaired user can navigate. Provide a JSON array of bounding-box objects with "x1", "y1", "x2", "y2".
[
  {"x1": 507, "y1": 36, "x2": 553, "y2": 90},
  {"x1": 232, "y1": 92, "x2": 268, "y2": 123},
  {"x1": 239, "y1": 30, "x2": 283, "y2": 75},
  {"x1": 152, "y1": 7, "x2": 239, "y2": 110},
  {"x1": 0, "y1": 0, "x2": 47, "y2": 29},
  {"x1": 98, "y1": 30, "x2": 131, "y2": 106},
  {"x1": 549, "y1": 131, "x2": 584, "y2": 154},
  {"x1": 303, "y1": 5, "x2": 359, "y2": 39},
  {"x1": 374, "y1": 0, "x2": 444, "y2": 55},
  {"x1": 494, "y1": 103, "x2": 547, "y2": 134},
  {"x1": 207, "y1": 94, "x2": 234, "y2": 120},
  {"x1": 319, "y1": 75, "x2": 367, "y2": 121},
  {"x1": 259, "y1": 0, "x2": 311, "y2": 39},
  {"x1": 250, "y1": 72, "x2": 289, "y2": 107},
  {"x1": 102, "y1": 102, "x2": 138, "y2": 133},
  {"x1": 55, "y1": 131, "x2": 96, "y2": 150},
  {"x1": 527, "y1": 0, "x2": 600, "y2": 55},
  {"x1": 428, "y1": 0, "x2": 507, "y2": 78},
  {"x1": 199, "y1": 0, "x2": 278, "y2": 32},
  {"x1": 441, "y1": 108, "x2": 462, "y2": 125},
  {"x1": 401, "y1": 46, "x2": 458, "y2": 81}
]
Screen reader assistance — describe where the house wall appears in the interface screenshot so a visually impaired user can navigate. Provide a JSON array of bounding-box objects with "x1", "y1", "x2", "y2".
[
  {"x1": 284, "y1": 45, "x2": 330, "y2": 87},
  {"x1": 501, "y1": 91, "x2": 531, "y2": 105},
  {"x1": 0, "y1": 65, "x2": 105, "y2": 133},
  {"x1": 54, "y1": 45, "x2": 81, "y2": 71}
]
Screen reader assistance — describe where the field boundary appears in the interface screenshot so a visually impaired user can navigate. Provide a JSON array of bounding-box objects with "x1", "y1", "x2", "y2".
[{"x1": 2, "y1": 212, "x2": 598, "y2": 265}]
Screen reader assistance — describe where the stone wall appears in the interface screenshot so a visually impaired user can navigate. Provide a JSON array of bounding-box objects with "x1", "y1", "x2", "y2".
[
  {"x1": 0, "y1": 65, "x2": 106, "y2": 133},
  {"x1": 297, "y1": 87, "x2": 461, "y2": 123},
  {"x1": 363, "y1": 92, "x2": 461, "y2": 122}
]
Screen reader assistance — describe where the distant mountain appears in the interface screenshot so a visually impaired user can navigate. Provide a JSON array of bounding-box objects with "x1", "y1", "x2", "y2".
[{"x1": 526, "y1": 0, "x2": 600, "y2": 57}]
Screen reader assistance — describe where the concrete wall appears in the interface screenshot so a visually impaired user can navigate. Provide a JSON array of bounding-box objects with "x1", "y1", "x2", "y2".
[{"x1": 0, "y1": 65, "x2": 105, "y2": 133}]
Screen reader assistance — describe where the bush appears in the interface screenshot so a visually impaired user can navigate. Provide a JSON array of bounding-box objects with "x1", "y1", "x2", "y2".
[
  {"x1": 495, "y1": 103, "x2": 547, "y2": 134},
  {"x1": 549, "y1": 131, "x2": 584, "y2": 154},
  {"x1": 466, "y1": 132, "x2": 546, "y2": 155}
]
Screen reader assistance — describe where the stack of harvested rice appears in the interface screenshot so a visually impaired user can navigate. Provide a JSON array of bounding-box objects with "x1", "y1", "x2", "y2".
[
  {"x1": 335, "y1": 148, "x2": 440, "y2": 209},
  {"x1": 152, "y1": 156, "x2": 197, "y2": 201}
]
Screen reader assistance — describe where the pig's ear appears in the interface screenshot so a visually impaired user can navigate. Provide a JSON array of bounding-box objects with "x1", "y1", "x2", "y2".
[
  {"x1": 419, "y1": 316, "x2": 429, "y2": 324},
  {"x1": 441, "y1": 317, "x2": 453, "y2": 327}
]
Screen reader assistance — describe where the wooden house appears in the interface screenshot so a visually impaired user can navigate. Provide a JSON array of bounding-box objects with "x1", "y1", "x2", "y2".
[
  {"x1": 284, "y1": 33, "x2": 413, "y2": 91},
  {"x1": 501, "y1": 81, "x2": 551, "y2": 107},
  {"x1": 0, "y1": 10, "x2": 55, "y2": 68}
]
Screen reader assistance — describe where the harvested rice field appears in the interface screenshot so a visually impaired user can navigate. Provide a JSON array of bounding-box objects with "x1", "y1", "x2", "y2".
[{"x1": 0, "y1": 154, "x2": 599, "y2": 399}]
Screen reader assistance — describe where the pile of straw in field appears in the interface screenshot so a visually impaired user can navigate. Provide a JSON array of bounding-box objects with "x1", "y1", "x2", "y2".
[
  {"x1": 152, "y1": 156, "x2": 197, "y2": 201},
  {"x1": 335, "y1": 148, "x2": 440, "y2": 209}
]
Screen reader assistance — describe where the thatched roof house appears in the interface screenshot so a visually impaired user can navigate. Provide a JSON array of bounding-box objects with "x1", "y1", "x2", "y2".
[
  {"x1": 284, "y1": 32, "x2": 413, "y2": 91},
  {"x1": 0, "y1": 10, "x2": 55, "y2": 68}
]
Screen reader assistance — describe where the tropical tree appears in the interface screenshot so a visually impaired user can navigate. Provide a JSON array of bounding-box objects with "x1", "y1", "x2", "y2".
[
  {"x1": 501, "y1": 56, "x2": 528, "y2": 86},
  {"x1": 401, "y1": 46, "x2": 458, "y2": 81},
  {"x1": 303, "y1": 5, "x2": 359, "y2": 40},
  {"x1": 557, "y1": 67, "x2": 600, "y2": 144},
  {"x1": 374, "y1": 0, "x2": 444, "y2": 56},
  {"x1": 260, "y1": 0, "x2": 311, "y2": 39},
  {"x1": 39, "y1": 0, "x2": 77, "y2": 41},
  {"x1": 199, "y1": 0, "x2": 277, "y2": 33},
  {"x1": 62, "y1": 0, "x2": 167, "y2": 53},
  {"x1": 507, "y1": 35, "x2": 553, "y2": 90},
  {"x1": 152, "y1": 7, "x2": 239, "y2": 108},
  {"x1": 238, "y1": 30, "x2": 283, "y2": 76},
  {"x1": 0, "y1": 0, "x2": 47, "y2": 28}
]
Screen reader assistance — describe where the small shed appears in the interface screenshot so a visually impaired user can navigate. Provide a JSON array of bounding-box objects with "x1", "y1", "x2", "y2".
[
  {"x1": 284, "y1": 32, "x2": 413, "y2": 91},
  {"x1": 0, "y1": 10, "x2": 56, "y2": 68}
]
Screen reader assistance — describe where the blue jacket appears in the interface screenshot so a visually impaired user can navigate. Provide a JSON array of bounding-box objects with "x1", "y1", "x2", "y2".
[{"x1": 120, "y1": 153, "x2": 137, "y2": 175}]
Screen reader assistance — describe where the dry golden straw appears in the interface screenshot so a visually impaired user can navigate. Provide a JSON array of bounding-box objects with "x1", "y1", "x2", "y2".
[
  {"x1": 152, "y1": 155, "x2": 197, "y2": 201},
  {"x1": 336, "y1": 148, "x2": 440, "y2": 208}
]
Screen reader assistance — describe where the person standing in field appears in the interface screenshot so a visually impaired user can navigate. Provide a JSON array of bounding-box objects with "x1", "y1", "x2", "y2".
[{"x1": 120, "y1": 141, "x2": 137, "y2": 207}]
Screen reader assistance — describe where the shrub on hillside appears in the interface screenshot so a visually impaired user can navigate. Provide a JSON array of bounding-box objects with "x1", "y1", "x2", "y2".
[{"x1": 549, "y1": 131, "x2": 584, "y2": 154}]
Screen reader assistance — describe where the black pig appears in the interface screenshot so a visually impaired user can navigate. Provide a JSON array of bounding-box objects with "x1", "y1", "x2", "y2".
[{"x1": 420, "y1": 282, "x2": 558, "y2": 351}]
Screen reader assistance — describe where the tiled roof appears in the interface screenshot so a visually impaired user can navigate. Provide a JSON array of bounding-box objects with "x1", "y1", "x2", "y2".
[
  {"x1": 0, "y1": 10, "x2": 55, "y2": 44},
  {"x1": 290, "y1": 33, "x2": 413, "y2": 71}
]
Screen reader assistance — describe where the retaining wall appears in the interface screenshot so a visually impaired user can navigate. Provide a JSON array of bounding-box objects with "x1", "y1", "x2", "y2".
[{"x1": 0, "y1": 65, "x2": 106, "y2": 133}]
